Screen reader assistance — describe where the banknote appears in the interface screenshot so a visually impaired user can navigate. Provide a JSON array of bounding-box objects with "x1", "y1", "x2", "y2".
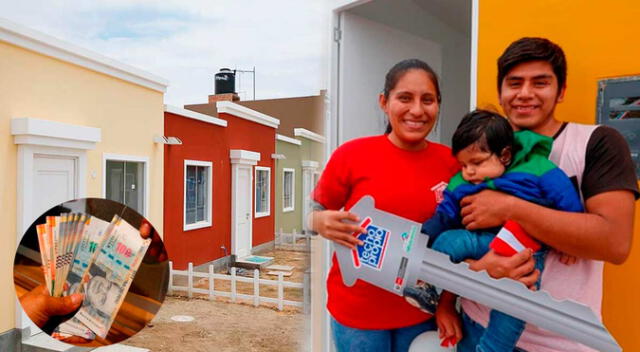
[
  {"x1": 35, "y1": 224, "x2": 52, "y2": 294},
  {"x1": 65, "y1": 216, "x2": 112, "y2": 295},
  {"x1": 54, "y1": 317, "x2": 96, "y2": 340},
  {"x1": 75, "y1": 216, "x2": 150, "y2": 338},
  {"x1": 53, "y1": 214, "x2": 69, "y2": 296},
  {"x1": 46, "y1": 216, "x2": 58, "y2": 295}
]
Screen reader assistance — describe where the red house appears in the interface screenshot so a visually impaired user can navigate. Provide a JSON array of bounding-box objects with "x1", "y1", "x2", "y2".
[{"x1": 163, "y1": 102, "x2": 279, "y2": 269}]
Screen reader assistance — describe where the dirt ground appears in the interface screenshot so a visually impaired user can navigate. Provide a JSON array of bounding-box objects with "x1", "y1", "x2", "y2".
[{"x1": 125, "y1": 247, "x2": 310, "y2": 352}]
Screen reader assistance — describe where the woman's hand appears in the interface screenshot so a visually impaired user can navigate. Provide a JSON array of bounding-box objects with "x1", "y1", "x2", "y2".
[
  {"x1": 435, "y1": 291, "x2": 462, "y2": 346},
  {"x1": 311, "y1": 210, "x2": 365, "y2": 249}
]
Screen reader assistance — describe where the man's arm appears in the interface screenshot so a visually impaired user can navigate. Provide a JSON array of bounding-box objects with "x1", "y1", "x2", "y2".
[{"x1": 460, "y1": 189, "x2": 635, "y2": 264}]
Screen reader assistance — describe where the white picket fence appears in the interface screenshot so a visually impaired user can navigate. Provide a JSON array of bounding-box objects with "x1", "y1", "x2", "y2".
[
  {"x1": 168, "y1": 261, "x2": 309, "y2": 312},
  {"x1": 275, "y1": 228, "x2": 311, "y2": 251}
]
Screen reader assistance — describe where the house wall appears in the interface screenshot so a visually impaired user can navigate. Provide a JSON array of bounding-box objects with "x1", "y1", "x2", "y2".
[
  {"x1": 239, "y1": 93, "x2": 325, "y2": 138},
  {"x1": 220, "y1": 112, "x2": 277, "y2": 248},
  {"x1": 477, "y1": 1, "x2": 640, "y2": 348},
  {"x1": 300, "y1": 139, "x2": 325, "y2": 164},
  {"x1": 275, "y1": 140, "x2": 303, "y2": 233},
  {"x1": 0, "y1": 41, "x2": 163, "y2": 333},
  {"x1": 164, "y1": 112, "x2": 230, "y2": 270}
]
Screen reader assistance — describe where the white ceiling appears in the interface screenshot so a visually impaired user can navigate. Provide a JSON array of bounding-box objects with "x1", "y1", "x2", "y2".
[{"x1": 413, "y1": 0, "x2": 471, "y2": 35}]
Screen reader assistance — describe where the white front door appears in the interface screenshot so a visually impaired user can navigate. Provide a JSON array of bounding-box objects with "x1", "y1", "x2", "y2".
[
  {"x1": 33, "y1": 154, "x2": 77, "y2": 215},
  {"x1": 25, "y1": 154, "x2": 78, "y2": 336},
  {"x1": 235, "y1": 166, "x2": 252, "y2": 258},
  {"x1": 12, "y1": 118, "x2": 95, "y2": 339},
  {"x1": 302, "y1": 168, "x2": 313, "y2": 232},
  {"x1": 301, "y1": 162, "x2": 319, "y2": 233}
]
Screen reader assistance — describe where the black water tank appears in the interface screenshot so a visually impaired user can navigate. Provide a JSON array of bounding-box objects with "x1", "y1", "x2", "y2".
[{"x1": 215, "y1": 68, "x2": 235, "y2": 94}]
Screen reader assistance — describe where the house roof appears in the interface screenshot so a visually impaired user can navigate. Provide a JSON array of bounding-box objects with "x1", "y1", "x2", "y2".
[
  {"x1": 0, "y1": 17, "x2": 169, "y2": 93},
  {"x1": 164, "y1": 105, "x2": 227, "y2": 127},
  {"x1": 276, "y1": 134, "x2": 302, "y2": 146},
  {"x1": 185, "y1": 91, "x2": 325, "y2": 138},
  {"x1": 294, "y1": 128, "x2": 325, "y2": 143},
  {"x1": 217, "y1": 101, "x2": 279, "y2": 128}
]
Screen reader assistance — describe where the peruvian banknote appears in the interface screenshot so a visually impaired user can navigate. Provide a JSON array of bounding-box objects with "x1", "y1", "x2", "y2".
[{"x1": 75, "y1": 215, "x2": 150, "y2": 338}]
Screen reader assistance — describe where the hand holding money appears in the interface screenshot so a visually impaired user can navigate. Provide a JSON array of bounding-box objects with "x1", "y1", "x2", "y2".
[
  {"x1": 33, "y1": 213, "x2": 150, "y2": 341},
  {"x1": 19, "y1": 285, "x2": 83, "y2": 328}
]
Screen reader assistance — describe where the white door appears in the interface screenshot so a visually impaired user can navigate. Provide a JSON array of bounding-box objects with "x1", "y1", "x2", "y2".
[
  {"x1": 24, "y1": 154, "x2": 78, "y2": 335},
  {"x1": 235, "y1": 166, "x2": 252, "y2": 258},
  {"x1": 302, "y1": 168, "x2": 314, "y2": 232},
  {"x1": 33, "y1": 154, "x2": 77, "y2": 216}
]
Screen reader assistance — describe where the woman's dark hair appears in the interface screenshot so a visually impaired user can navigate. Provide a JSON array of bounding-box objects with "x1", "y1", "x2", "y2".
[
  {"x1": 383, "y1": 59, "x2": 441, "y2": 134},
  {"x1": 497, "y1": 37, "x2": 567, "y2": 96},
  {"x1": 451, "y1": 109, "x2": 515, "y2": 157}
]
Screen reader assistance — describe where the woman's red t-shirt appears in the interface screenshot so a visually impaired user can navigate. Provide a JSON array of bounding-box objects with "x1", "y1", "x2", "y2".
[{"x1": 313, "y1": 135, "x2": 459, "y2": 329}]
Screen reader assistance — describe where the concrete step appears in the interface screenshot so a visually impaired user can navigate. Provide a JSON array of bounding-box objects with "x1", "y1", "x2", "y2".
[
  {"x1": 21, "y1": 332, "x2": 149, "y2": 352},
  {"x1": 21, "y1": 332, "x2": 72, "y2": 352},
  {"x1": 231, "y1": 255, "x2": 274, "y2": 270}
]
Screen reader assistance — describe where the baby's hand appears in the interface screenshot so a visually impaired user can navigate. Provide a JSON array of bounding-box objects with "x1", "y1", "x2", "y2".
[
  {"x1": 559, "y1": 252, "x2": 578, "y2": 265},
  {"x1": 435, "y1": 292, "x2": 462, "y2": 346}
]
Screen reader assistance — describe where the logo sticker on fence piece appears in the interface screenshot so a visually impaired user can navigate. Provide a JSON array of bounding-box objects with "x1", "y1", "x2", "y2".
[{"x1": 351, "y1": 217, "x2": 390, "y2": 271}]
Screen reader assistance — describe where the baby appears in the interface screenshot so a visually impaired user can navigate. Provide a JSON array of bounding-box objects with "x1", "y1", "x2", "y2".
[{"x1": 403, "y1": 109, "x2": 583, "y2": 350}]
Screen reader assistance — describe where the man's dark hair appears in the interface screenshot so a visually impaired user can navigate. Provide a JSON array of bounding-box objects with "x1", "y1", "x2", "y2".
[
  {"x1": 497, "y1": 37, "x2": 567, "y2": 95},
  {"x1": 383, "y1": 59, "x2": 441, "y2": 134},
  {"x1": 452, "y1": 109, "x2": 515, "y2": 157}
]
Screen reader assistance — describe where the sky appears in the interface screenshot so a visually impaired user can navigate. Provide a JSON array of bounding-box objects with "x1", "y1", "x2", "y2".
[{"x1": 0, "y1": 0, "x2": 333, "y2": 106}]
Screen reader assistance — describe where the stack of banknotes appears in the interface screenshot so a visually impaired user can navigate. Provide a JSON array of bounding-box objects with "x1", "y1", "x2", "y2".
[{"x1": 35, "y1": 213, "x2": 150, "y2": 340}]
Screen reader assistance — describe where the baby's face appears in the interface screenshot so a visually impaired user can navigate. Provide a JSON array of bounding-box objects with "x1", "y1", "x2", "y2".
[{"x1": 456, "y1": 143, "x2": 506, "y2": 184}]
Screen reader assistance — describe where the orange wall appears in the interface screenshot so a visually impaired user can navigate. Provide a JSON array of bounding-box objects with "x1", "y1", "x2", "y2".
[{"x1": 477, "y1": 1, "x2": 640, "y2": 349}]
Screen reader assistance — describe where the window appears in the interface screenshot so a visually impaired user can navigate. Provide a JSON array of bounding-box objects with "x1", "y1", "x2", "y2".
[
  {"x1": 282, "y1": 168, "x2": 295, "y2": 212},
  {"x1": 184, "y1": 160, "x2": 212, "y2": 230},
  {"x1": 597, "y1": 76, "x2": 640, "y2": 177},
  {"x1": 104, "y1": 155, "x2": 147, "y2": 216},
  {"x1": 255, "y1": 166, "x2": 271, "y2": 217}
]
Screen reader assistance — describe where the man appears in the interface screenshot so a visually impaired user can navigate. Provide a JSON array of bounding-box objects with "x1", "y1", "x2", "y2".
[{"x1": 458, "y1": 37, "x2": 638, "y2": 351}]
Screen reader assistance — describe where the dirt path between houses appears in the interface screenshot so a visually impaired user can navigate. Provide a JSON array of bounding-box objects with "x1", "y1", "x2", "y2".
[{"x1": 124, "y1": 248, "x2": 311, "y2": 352}]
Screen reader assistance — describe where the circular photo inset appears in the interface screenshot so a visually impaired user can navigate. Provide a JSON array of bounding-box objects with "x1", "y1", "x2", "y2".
[{"x1": 14, "y1": 198, "x2": 169, "y2": 347}]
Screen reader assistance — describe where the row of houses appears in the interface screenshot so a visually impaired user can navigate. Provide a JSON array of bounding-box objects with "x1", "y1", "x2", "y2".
[
  {"x1": 164, "y1": 96, "x2": 325, "y2": 269},
  {"x1": 0, "y1": 17, "x2": 324, "y2": 349}
]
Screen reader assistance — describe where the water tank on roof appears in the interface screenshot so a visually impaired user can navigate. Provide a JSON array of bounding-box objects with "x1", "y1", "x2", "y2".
[{"x1": 215, "y1": 68, "x2": 236, "y2": 94}]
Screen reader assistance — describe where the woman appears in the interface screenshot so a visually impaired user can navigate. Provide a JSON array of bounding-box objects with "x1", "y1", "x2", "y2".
[{"x1": 310, "y1": 59, "x2": 460, "y2": 351}]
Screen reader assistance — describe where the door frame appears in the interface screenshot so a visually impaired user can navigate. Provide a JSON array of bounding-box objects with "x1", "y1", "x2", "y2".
[
  {"x1": 324, "y1": 1, "x2": 479, "y2": 350},
  {"x1": 301, "y1": 160, "x2": 319, "y2": 233},
  {"x1": 230, "y1": 149, "x2": 260, "y2": 258},
  {"x1": 11, "y1": 117, "x2": 99, "y2": 335}
]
